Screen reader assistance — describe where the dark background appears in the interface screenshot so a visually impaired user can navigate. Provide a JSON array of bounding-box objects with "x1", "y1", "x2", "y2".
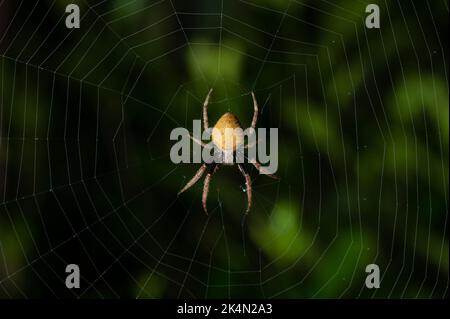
[{"x1": 0, "y1": 0, "x2": 448, "y2": 298}]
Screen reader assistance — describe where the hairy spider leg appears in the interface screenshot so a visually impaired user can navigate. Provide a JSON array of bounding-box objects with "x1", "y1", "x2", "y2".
[
  {"x1": 237, "y1": 164, "x2": 252, "y2": 213},
  {"x1": 203, "y1": 88, "x2": 213, "y2": 130},
  {"x1": 250, "y1": 91, "x2": 259, "y2": 129},
  {"x1": 241, "y1": 91, "x2": 259, "y2": 150},
  {"x1": 235, "y1": 147, "x2": 279, "y2": 180},
  {"x1": 202, "y1": 164, "x2": 220, "y2": 214},
  {"x1": 178, "y1": 164, "x2": 208, "y2": 195},
  {"x1": 251, "y1": 161, "x2": 279, "y2": 179}
]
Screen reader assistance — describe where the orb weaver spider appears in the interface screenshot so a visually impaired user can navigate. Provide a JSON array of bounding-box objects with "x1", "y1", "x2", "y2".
[{"x1": 177, "y1": 88, "x2": 278, "y2": 214}]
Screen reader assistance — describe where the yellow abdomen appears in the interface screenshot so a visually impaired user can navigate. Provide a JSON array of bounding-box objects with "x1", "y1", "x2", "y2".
[{"x1": 211, "y1": 112, "x2": 244, "y2": 150}]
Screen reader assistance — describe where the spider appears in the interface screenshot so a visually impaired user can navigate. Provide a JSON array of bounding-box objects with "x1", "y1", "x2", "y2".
[{"x1": 177, "y1": 88, "x2": 278, "y2": 214}]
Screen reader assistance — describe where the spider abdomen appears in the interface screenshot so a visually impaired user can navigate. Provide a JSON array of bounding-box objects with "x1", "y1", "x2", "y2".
[{"x1": 212, "y1": 112, "x2": 244, "y2": 151}]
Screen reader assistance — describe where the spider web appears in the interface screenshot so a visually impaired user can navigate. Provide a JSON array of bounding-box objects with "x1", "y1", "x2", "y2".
[{"x1": 0, "y1": 0, "x2": 448, "y2": 298}]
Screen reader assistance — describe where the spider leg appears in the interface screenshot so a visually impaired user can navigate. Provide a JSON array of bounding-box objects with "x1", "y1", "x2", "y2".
[
  {"x1": 243, "y1": 137, "x2": 261, "y2": 149},
  {"x1": 237, "y1": 164, "x2": 252, "y2": 214},
  {"x1": 240, "y1": 92, "x2": 259, "y2": 150},
  {"x1": 202, "y1": 164, "x2": 220, "y2": 214},
  {"x1": 203, "y1": 88, "x2": 213, "y2": 130},
  {"x1": 186, "y1": 131, "x2": 213, "y2": 150},
  {"x1": 251, "y1": 161, "x2": 279, "y2": 179},
  {"x1": 250, "y1": 91, "x2": 258, "y2": 129},
  {"x1": 178, "y1": 164, "x2": 208, "y2": 195}
]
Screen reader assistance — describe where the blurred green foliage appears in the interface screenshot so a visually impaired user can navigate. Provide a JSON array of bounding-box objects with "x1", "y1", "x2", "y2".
[{"x1": 0, "y1": 0, "x2": 448, "y2": 298}]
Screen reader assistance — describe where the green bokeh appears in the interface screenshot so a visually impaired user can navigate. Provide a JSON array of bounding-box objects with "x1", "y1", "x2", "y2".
[{"x1": 0, "y1": 0, "x2": 448, "y2": 298}]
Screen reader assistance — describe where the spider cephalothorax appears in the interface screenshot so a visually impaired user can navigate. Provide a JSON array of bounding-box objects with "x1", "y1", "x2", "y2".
[{"x1": 178, "y1": 88, "x2": 278, "y2": 214}]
